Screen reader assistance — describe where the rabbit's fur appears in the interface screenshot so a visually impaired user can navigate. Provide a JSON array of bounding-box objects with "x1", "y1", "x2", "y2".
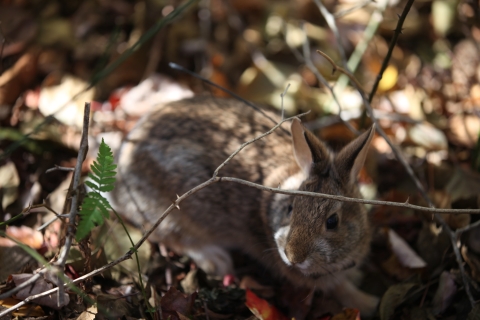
[{"x1": 112, "y1": 96, "x2": 378, "y2": 316}]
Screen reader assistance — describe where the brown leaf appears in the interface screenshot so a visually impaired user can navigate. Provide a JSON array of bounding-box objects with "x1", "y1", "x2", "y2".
[
  {"x1": 11, "y1": 273, "x2": 69, "y2": 309},
  {"x1": 462, "y1": 246, "x2": 480, "y2": 282},
  {"x1": 3, "y1": 226, "x2": 44, "y2": 249},
  {"x1": 0, "y1": 297, "x2": 44, "y2": 317},
  {"x1": 432, "y1": 271, "x2": 457, "y2": 315},
  {"x1": 379, "y1": 283, "x2": 417, "y2": 320},
  {"x1": 161, "y1": 287, "x2": 196, "y2": 318},
  {"x1": 388, "y1": 229, "x2": 427, "y2": 269},
  {"x1": 0, "y1": 49, "x2": 39, "y2": 109}
]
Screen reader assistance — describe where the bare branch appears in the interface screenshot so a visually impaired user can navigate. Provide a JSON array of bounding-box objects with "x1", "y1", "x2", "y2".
[
  {"x1": 368, "y1": 0, "x2": 415, "y2": 102},
  {"x1": 54, "y1": 102, "x2": 90, "y2": 307},
  {"x1": 46, "y1": 166, "x2": 75, "y2": 174}
]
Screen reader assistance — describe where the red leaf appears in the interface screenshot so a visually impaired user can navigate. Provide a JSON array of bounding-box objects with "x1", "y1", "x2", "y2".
[{"x1": 245, "y1": 288, "x2": 289, "y2": 320}]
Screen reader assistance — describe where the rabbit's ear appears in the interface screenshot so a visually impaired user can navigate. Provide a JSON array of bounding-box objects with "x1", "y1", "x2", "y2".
[
  {"x1": 291, "y1": 118, "x2": 330, "y2": 176},
  {"x1": 335, "y1": 124, "x2": 375, "y2": 184}
]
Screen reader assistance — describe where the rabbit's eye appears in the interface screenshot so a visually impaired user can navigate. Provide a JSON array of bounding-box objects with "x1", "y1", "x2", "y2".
[
  {"x1": 286, "y1": 204, "x2": 293, "y2": 217},
  {"x1": 326, "y1": 214, "x2": 338, "y2": 230}
]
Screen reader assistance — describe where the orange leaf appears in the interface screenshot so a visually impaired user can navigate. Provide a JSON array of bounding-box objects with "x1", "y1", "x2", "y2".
[{"x1": 245, "y1": 289, "x2": 289, "y2": 320}]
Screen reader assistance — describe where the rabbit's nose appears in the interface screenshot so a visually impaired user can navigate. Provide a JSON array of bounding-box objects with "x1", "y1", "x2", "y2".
[{"x1": 284, "y1": 245, "x2": 308, "y2": 265}]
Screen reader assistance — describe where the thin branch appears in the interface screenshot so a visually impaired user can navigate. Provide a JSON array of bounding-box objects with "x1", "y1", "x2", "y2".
[
  {"x1": 54, "y1": 102, "x2": 90, "y2": 307},
  {"x1": 368, "y1": 0, "x2": 415, "y2": 102},
  {"x1": 313, "y1": 0, "x2": 348, "y2": 66},
  {"x1": 293, "y1": 23, "x2": 358, "y2": 135},
  {"x1": 317, "y1": 50, "x2": 366, "y2": 92},
  {"x1": 218, "y1": 178, "x2": 480, "y2": 214},
  {"x1": 45, "y1": 166, "x2": 75, "y2": 173},
  {"x1": 213, "y1": 114, "x2": 309, "y2": 178}
]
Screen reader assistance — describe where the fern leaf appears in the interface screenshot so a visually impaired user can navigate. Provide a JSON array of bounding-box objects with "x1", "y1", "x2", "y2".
[{"x1": 76, "y1": 138, "x2": 117, "y2": 241}]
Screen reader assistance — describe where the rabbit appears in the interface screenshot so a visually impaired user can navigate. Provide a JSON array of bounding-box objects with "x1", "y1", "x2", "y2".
[{"x1": 112, "y1": 95, "x2": 379, "y2": 317}]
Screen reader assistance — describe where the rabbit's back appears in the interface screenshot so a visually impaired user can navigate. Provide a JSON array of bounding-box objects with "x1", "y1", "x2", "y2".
[{"x1": 112, "y1": 96, "x2": 295, "y2": 259}]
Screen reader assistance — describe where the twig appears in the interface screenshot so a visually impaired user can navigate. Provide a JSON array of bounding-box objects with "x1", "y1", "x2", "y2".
[
  {"x1": 313, "y1": 0, "x2": 348, "y2": 66},
  {"x1": 456, "y1": 219, "x2": 480, "y2": 235},
  {"x1": 293, "y1": 23, "x2": 358, "y2": 135},
  {"x1": 325, "y1": 0, "x2": 389, "y2": 112},
  {"x1": 54, "y1": 102, "x2": 90, "y2": 307},
  {"x1": 213, "y1": 112, "x2": 309, "y2": 178},
  {"x1": 368, "y1": 0, "x2": 415, "y2": 102},
  {"x1": 169, "y1": 62, "x2": 288, "y2": 135},
  {"x1": 280, "y1": 83, "x2": 291, "y2": 120},
  {"x1": 317, "y1": 50, "x2": 366, "y2": 92},
  {"x1": 45, "y1": 166, "x2": 75, "y2": 173}
]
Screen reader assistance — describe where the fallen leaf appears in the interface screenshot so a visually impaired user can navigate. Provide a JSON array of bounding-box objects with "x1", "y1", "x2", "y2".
[
  {"x1": 118, "y1": 74, "x2": 193, "y2": 117},
  {"x1": 432, "y1": 271, "x2": 457, "y2": 315},
  {"x1": 0, "y1": 161, "x2": 20, "y2": 210},
  {"x1": 38, "y1": 74, "x2": 95, "y2": 129},
  {"x1": 77, "y1": 305, "x2": 97, "y2": 320},
  {"x1": 245, "y1": 288, "x2": 289, "y2": 320},
  {"x1": 0, "y1": 297, "x2": 44, "y2": 317},
  {"x1": 11, "y1": 273, "x2": 69, "y2": 309},
  {"x1": 416, "y1": 222, "x2": 451, "y2": 267},
  {"x1": 0, "y1": 49, "x2": 39, "y2": 109},
  {"x1": 2, "y1": 226, "x2": 44, "y2": 249},
  {"x1": 160, "y1": 287, "x2": 196, "y2": 320},
  {"x1": 448, "y1": 115, "x2": 480, "y2": 147},
  {"x1": 388, "y1": 229, "x2": 427, "y2": 269},
  {"x1": 407, "y1": 122, "x2": 448, "y2": 151},
  {"x1": 379, "y1": 283, "x2": 417, "y2": 320},
  {"x1": 445, "y1": 167, "x2": 480, "y2": 203}
]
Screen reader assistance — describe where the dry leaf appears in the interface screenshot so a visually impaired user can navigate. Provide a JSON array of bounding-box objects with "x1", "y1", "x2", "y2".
[
  {"x1": 77, "y1": 305, "x2": 98, "y2": 320},
  {"x1": 0, "y1": 49, "x2": 39, "y2": 108},
  {"x1": 432, "y1": 271, "x2": 457, "y2": 315},
  {"x1": 160, "y1": 287, "x2": 196, "y2": 319},
  {"x1": 245, "y1": 289, "x2": 289, "y2": 320},
  {"x1": 118, "y1": 74, "x2": 193, "y2": 117},
  {"x1": 388, "y1": 229, "x2": 427, "y2": 269},
  {"x1": 462, "y1": 246, "x2": 480, "y2": 282},
  {"x1": 1, "y1": 226, "x2": 44, "y2": 249},
  {"x1": 0, "y1": 297, "x2": 44, "y2": 317},
  {"x1": 379, "y1": 283, "x2": 417, "y2": 320},
  {"x1": 38, "y1": 74, "x2": 95, "y2": 129},
  {"x1": 11, "y1": 273, "x2": 69, "y2": 309}
]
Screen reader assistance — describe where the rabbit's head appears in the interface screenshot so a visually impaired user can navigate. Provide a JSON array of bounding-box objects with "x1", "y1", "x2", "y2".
[{"x1": 273, "y1": 119, "x2": 375, "y2": 280}]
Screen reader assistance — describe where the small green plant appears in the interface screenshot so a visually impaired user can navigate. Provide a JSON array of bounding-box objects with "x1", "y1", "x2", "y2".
[{"x1": 76, "y1": 138, "x2": 117, "y2": 241}]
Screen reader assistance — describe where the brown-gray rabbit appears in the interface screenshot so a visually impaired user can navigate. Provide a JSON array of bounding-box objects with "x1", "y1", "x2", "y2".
[{"x1": 112, "y1": 96, "x2": 378, "y2": 316}]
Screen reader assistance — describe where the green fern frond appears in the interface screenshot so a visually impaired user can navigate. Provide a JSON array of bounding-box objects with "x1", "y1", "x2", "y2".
[{"x1": 76, "y1": 139, "x2": 117, "y2": 241}]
